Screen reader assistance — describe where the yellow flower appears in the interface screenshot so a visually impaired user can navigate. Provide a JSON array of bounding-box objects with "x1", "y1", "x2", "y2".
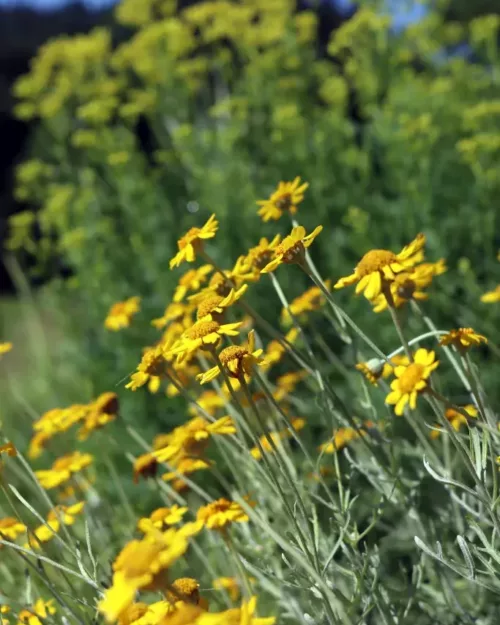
[
  {"x1": 431, "y1": 405, "x2": 478, "y2": 439},
  {"x1": 188, "y1": 390, "x2": 226, "y2": 417},
  {"x1": 77, "y1": 392, "x2": 118, "y2": 440},
  {"x1": 356, "y1": 355, "x2": 409, "y2": 385},
  {"x1": 152, "y1": 302, "x2": 193, "y2": 330},
  {"x1": 281, "y1": 282, "x2": 330, "y2": 325},
  {"x1": 197, "y1": 498, "x2": 250, "y2": 531},
  {"x1": 319, "y1": 422, "x2": 373, "y2": 454},
  {"x1": 137, "y1": 505, "x2": 188, "y2": 533},
  {"x1": 27, "y1": 502, "x2": 85, "y2": 549},
  {"x1": 438, "y1": 328, "x2": 487, "y2": 352},
  {"x1": 170, "y1": 214, "x2": 218, "y2": 269},
  {"x1": 0, "y1": 442, "x2": 17, "y2": 457},
  {"x1": 243, "y1": 236, "x2": 282, "y2": 274},
  {"x1": 98, "y1": 527, "x2": 195, "y2": 622},
  {"x1": 257, "y1": 177, "x2": 309, "y2": 222},
  {"x1": 167, "y1": 577, "x2": 204, "y2": 606},
  {"x1": 35, "y1": 451, "x2": 93, "y2": 489},
  {"x1": 0, "y1": 342, "x2": 13, "y2": 359},
  {"x1": 386, "y1": 349, "x2": 439, "y2": 416},
  {"x1": 197, "y1": 330, "x2": 264, "y2": 384},
  {"x1": 196, "y1": 285, "x2": 248, "y2": 321},
  {"x1": 213, "y1": 577, "x2": 241, "y2": 602},
  {"x1": 198, "y1": 596, "x2": 275, "y2": 625},
  {"x1": 334, "y1": 234, "x2": 426, "y2": 300},
  {"x1": 18, "y1": 600, "x2": 56, "y2": 625},
  {"x1": 273, "y1": 370, "x2": 308, "y2": 402},
  {"x1": 0, "y1": 517, "x2": 26, "y2": 541},
  {"x1": 261, "y1": 225, "x2": 323, "y2": 273},
  {"x1": 162, "y1": 457, "x2": 211, "y2": 492},
  {"x1": 251, "y1": 418, "x2": 305, "y2": 460},
  {"x1": 126, "y1": 345, "x2": 167, "y2": 391},
  {"x1": 370, "y1": 259, "x2": 446, "y2": 313},
  {"x1": 168, "y1": 319, "x2": 243, "y2": 363},
  {"x1": 105, "y1": 297, "x2": 141, "y2": 331},
  {"x1": 174, "y1": 265, "x2": 213, "y2": 302},
  {"x1": 260, "y1": 328, "x2": 299, "y2": 372},
  {"x1": 481, "y1": 285, "x2": 500, "y2": 303}
]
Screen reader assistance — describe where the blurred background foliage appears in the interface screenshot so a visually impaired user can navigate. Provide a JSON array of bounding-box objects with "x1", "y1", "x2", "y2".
[{"x1": 2, "y1": 0, "x2": 500, "y2": 450}]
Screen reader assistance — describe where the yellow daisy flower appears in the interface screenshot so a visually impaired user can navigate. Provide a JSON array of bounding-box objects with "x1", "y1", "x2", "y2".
[
  {"x1": 162, "y1": 457, "x2": 212, "y2": 492},
  {"x1": 0, "y1": 517, "x2": 26, "y2": 541},
  {"x1": 334, "y1": 233, "x2": 426, "y2": 300},
  {"x1": 174, "y1": 265, "x2": 213, "y2": 302},
  {"x1": 167, "y1": 577, "x2": 206, "y2": 606},
  {"x1": 481, "y1": 285, "x2": 500, "y2": 303},
  {"x1": 430, "y1": 405, "x2": 478, "y2": 439},
  {"x1": 438, "y1": 328, "x2": 487, "y2": 352},
  {"x1": 0, "y1": 442, "x2": 17, "y2": 457},
  {"x1": 77, "y1": 392, "x2": 118, "y2": 440},
  {"x1": 126, "y1": 345, "x2": 167, "y2": 391},
  {"x1": 198, "y1": 596, "x2": 275, "y2": 625},
  {"x1": 257, "y1": 177, "x2": 309, "y2": 222},
  {"x1": 242, "y1": 235, "x2": 282, "y2": 274},
  {"x1": 35, "y1": 451, "x2": 94, "y2": 490},
  {"x1": 0, "y1": 342, "x2": 13, "y2": 359},
  {"x1": 104, "y1": 297, "x2": 141, "y2": 331},
  {"x1": 197, "y1": 330, "x2": 264, "y2": 384},
  {"x1": 281, "y1": 282, "x2": 330, "y2": 325},
  {"x1": 18, "y1": 600, "x2": 56, "y2": 625},
  {"x1": 196, "y1": 285, "x2": 248, "y2": 321},
  {"x1": 386, "y1": 349, "x2": 439, "y2": 416},
  {"x1": 170, "y1": 214, "x2": 218, "y2": 269},
  {"x1": 250, "y1": 418, "x2": 305, "y2": 460},
  {"x1": 261, "y1": 225, "x2": 323, "y2": 273},
  {"x1": 319, "y1": 422, "x2": 373, "y2": 454},
  {"x1": 356, "y1": 354, "x2": 409, "y2": 385},
  {"x1": 197, "y1": 498, "x2": 249, "y2": 531},
  {"x1": 168, "y1": 319, "x2": 243, "y2": 363},
  {"x1": 137, "y1": 505, "x2": 188, "y2": 534},
  {"x1": 188, "y1": 390, "x2": 226, "y2": 417},
  {"x1": 260, "y1": 328, "x2": 299, "y2": 372}
]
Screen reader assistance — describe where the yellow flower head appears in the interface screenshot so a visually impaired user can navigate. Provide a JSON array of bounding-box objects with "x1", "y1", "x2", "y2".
[
  {"x1": 439, "y1": 328, "x2": 487, "y2": 352},
  {"x1": 162, "y1": 457, "x2": 211, "y2": 492},
  {"x1": 137, "y1": 505, "x2": 188, "y2": 534},
  {"x1": 431, "y1": 405, "x2": 478, "y2": 439},
  {"x1": 251, "y1": 418, "x2": 305, "y2": 460},
  {"x1": 260, "y1": 328, "x2": 299, "y2": 372},
  {"x1": 196, "y1": 285, "x2": 248, "y2": 321},
  {"x1": 152, "y1": 302, "x2": 194, "y2": 330},
  {"x1": 197, "y1": 330, "x2": 264, "y2": 384},
  {"x1": 0, "y1": 342, "x2": 13, "y2": 359},
  {"x1": 98, "y1": 528, "x2": 193, "y2": 622},
  {"x1": 168, "y1": 319, "x2": 243, "y2": 363},
  {"x1": 35, "y1": 451, "x2": 93, "y2": 489},
  {"x1": 213, "y1": 577, "x2": 241, "y2": 602},
  {"x1": 356, "y1": 354, "x2": 409, "y2": 385},
  {"x1": 261, "y1": 225, "x2": 323, "y2": 273},
  {"x1": 105, "y1": 297, "x2": 141, "y2": 331},
  {"x1": 188, "y1": 390, "x2": 226, "y2": 417},
  {"x1": 334, "y1": 233, "x2": 426, "y2": 300},
  {"x1": 170, "y1": 214, "x2": 218, "y2": 269},
  {"x1": 167, "y1": 577, "x2": 202, "y2": 605},
  {"x1": 257, "y1": 177, "x2": 309, "y2": 222},
  {"x1": 481, "y1": 285, "x2": 500, "y2": 303},
  {"x1": 281, "y1": 282, "x2": 330, "y2": 325},
  {"x1": 126, "y1": 344, "x2": 167, "y2": 391},
  {"x1": 197, "y1": 596, "x2": 275, "y2": 625},
  {"x1": 197, "y1": 498, "x2": 249, "y2": 531},
  {"x1": 386, "y1": 349, "x2": 439, "y2": 416},
  {"x1": 319, "y1": 422, "x2": 373, "y2": 454},
  {"x1": 18, "y1": 600, "x2": 56, "y2": 625},
  {"x1": 174, "y1": 265, "x2": 213, "y2": 302},
  {"x1": 0, "y1": 442, "x2": 17, "y2": 457},
  {"x1": 0, "y1": 517, "x2": 26, "y2": 541},
  {"x1": 243, "y1": 235, "x2": 282, "y2": 274},
  {"x1": 371, "y1": 259, "x2": 446, "y2": 312},
  {"x1": 78, "y1": 392, "x2": 118, "y2": 440}
]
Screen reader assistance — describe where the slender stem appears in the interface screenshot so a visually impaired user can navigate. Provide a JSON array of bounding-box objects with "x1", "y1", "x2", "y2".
[{"x1": 382, "y1": 283, "x2": 412, "y2": 361}]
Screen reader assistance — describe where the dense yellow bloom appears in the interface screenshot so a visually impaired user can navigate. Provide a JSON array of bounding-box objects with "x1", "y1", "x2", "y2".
[
  {"x1": 197, "y1": 498, "x2": 249, "y2": 531},
  {"x1": 168, "y1": 319, "x2": 243, "y2": 363},
  {"x1": 18, "y1": 600, "x2": 56, "y2": 625},
  {"x1": 167, "y1": 577, "x2": 204, "y2": 606},
  {"x1": 439, "y1": 328, "x2": 487, "y2": 352},
  {"x1": 251, "y1": 418, "x2": 305, "y2": 460},
  {"x1": 386, "y1": 349, "x2": 439, "y2": 416},
  {"x1": 261, "y1": 225, "x2": 323, "y2": 273},
  {"x1": 334, "y1": 234, "x2": 426, "y2": 300},
  {"x1": 137, "y1": 506, "x2": 188, "y2": 534},
  {"x1": 257, "y1": 177, "x2": 308, "y2": 222},
  {"x1": 170, "y1": 214, "x2": 218, "y2": 269},
  {"x1": 243, "y1": 236, "x2": 281, "y2": 274},
  {"x1": 431, "y1": 405, "x2": 478, "y2": 439},
  {"x1": 370, "y1": 259, "x2": 446, "y2": 312},
  {"x1": 196, "y1": 285, "x2": 248, "y2": 321},
  {"x1": 98, "y1": 526, "x2": 200, "y2": 622},
  {"x1": 35, "y1": 451, "x2": 93, "y2": 489},
  {"x1": 0, "y1": 517, "x2": 26, "y2": 541},
  {"x1": 0, "y1": 442, "x2": 17, "y2": 457},
  {"x1": 0, "y1": 342, "x2": 13, "y2": 359},
  {"x1": 281, "y1": 282, "x2": 330, "y2": 325},
  {"x1": 105, "y1": 297, "x2": 141, "y2": 331},
  {"x1": 481, "y1": 285, "x2": 500, "y2": 303},
  {"x1": 356, "y1": 354, "x2": 409, "y2": 385},
  {"x1": 197, "y1": 331, "x2": 264, "y2": 384},
  {"x1": 319, "y1": 422, "x2": 373, "y2": 454},
  {"x1": 174, "y1": 265, "x2": 213, "y2": 302}
]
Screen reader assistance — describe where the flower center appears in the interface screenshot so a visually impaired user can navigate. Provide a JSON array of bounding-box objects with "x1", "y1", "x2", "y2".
[
  {"x1": 276, "y1": 239, "x2": 305, "y2": 264},
  {"x1": 219, "y1": 345, "x2": 247, "y2": 365},
  {"x1": 209, "y1": 273, "x2": 233, "y2": 297},
  {"x1": 170, "y1": 577, "x2": 200, "y2": 603},
  {"x1": 398, "y1": 363, "x2": 425, "y2": 393},
  {"x1": 274, "y1": 193, "x2": 293, "y2": 211},
  {"x1": 251, "y1": 249, "x2": 273, "y2": 270},
  {"x1": 185, "y1": 320, "x2": 219, "y2": 340},
  {"x1": 179, "y1": 227, "x2": 200, "y2": 249},
  {"x1": 356, "y1": 249, "x2": 397, "y2": 277},
  {"x1": 197, "y1": 295, "x2": 223, "y2": 320}
]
